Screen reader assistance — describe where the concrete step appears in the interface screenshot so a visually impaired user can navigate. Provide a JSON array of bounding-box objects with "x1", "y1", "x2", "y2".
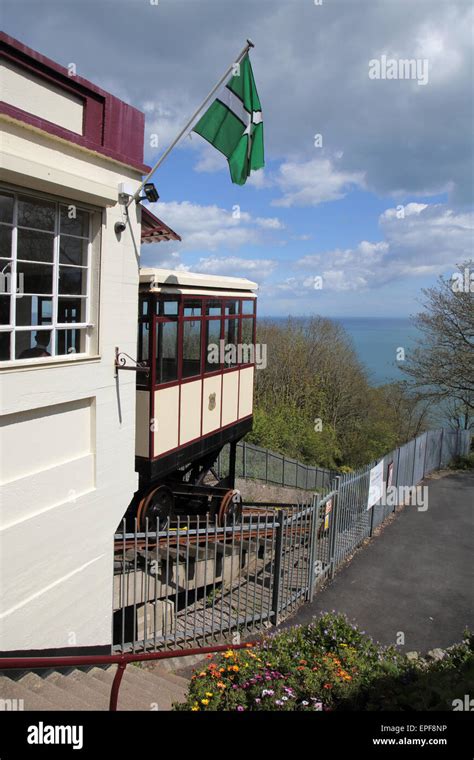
[
  {"x1": 0, "y1": 674, "x2": 59, "y2": 712},
  {"x1": 90, "y1": 665, "x2": 174, "y2": 711},
  {"x1": 45, "y1": 670, "x2": 108, "y2": 710},
  {"x1": 120, "y1": 666, "x2": 182, "y2": 710},
  {"x1": 147, "y1": 667, "x2": 189, "y2": 692},
  {"x1": 127, "y1": 665, "x2": 187, "y2": 700},
  {"x1": 13, "y1": 672, "x2": 93, "y2": 711}
]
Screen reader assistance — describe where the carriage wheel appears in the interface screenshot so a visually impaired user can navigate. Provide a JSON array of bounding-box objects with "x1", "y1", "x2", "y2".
[
  {"x1": 136, "y1": 484, "x2": 174, "y2": 532},
  {"x1": 217, "y1": 489, "x2": 243, "y2": 526}
]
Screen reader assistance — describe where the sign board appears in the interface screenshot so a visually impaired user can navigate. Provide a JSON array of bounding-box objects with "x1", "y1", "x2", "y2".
[
  {"x1": 367, "y1": 459, "x2": 384, "y2": 510},
  {"x1": 324, "y1": 498, "x2": 333, "y2": 530}
]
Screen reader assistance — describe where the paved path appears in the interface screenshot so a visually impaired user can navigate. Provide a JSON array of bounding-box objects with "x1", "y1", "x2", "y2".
[{"x1": 279, "y1": 471, "x2": 474, "y2": 653}]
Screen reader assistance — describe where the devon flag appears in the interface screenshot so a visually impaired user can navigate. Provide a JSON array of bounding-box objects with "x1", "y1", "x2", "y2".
[{"x1": 193, "y1": 54, "x2": 264, "y2": 185}]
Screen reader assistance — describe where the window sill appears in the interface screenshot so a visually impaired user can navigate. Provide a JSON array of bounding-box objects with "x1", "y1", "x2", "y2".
[{"x1": 0, "y1": 354, "x2": 102, "y2": 372}]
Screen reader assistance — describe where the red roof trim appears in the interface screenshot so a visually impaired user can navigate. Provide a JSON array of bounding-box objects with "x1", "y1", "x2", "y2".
[
  {"x1": 141, "y1": 206, "x2": 181, "y2": 243},
  {"x1": 0, "y1": 32, "x2": 151, "y2": 174}
]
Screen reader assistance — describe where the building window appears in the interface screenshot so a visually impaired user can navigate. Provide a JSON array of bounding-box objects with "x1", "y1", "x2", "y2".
[{"x1": 0, "y1": 187, "x2": 99, "y2": 363}]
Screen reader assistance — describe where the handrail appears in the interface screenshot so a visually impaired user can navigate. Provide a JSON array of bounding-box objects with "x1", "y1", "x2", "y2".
[{"x1": 0, "y1": 641, "x2": 257, "y2": 711}]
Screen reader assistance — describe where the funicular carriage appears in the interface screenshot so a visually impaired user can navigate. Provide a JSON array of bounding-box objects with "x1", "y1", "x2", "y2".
[{"x1": 129, "y1": 266, "x2": 257, "y2": 531}]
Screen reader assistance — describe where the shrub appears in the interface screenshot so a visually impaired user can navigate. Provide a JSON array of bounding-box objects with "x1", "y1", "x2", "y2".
[{"x1": 175, "y1": 614, "x2": 474, "y2": 712}]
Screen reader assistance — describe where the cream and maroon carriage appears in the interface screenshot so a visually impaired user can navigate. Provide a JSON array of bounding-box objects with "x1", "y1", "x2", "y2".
[{"x1": 130, "y1": 267, "x2": 257, "y2": 530}]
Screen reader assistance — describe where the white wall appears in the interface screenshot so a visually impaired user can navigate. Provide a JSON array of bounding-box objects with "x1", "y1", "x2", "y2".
[{"x1": 0, "y1": 116, "x2": 142, "y2": 652}]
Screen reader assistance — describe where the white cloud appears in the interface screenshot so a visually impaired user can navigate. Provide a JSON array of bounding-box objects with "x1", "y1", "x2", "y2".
[
  {"x1": 144, "y1": 200, "x2": 283, "y2": 252},
  {"x1": 272, "y1": 157, "x2": 365, "y2": 207},
  {"x1": 293, "y1": 203, "x2": 473, "y2": 291},
  {"x1": 194, "y1": 256, "x2": 276, "y2": 281}
]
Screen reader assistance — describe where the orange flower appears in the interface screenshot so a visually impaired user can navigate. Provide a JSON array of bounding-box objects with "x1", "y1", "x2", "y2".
[{"x1": 323, "y1": 683, "x2": 332, "y2": 689}]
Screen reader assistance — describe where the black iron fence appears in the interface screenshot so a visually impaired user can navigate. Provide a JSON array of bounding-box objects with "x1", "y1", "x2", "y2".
[
  {"x1": 217, "y1": 440, "x2": 337, "y2": 492},
  {"x1": 114, "y1": 428, "x2": 470, "y2": 652}
]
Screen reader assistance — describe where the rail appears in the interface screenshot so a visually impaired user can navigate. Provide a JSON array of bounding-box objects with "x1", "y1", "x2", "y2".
[{"x1": 0, "y1": 641, "x2": 256, "y2": 712}]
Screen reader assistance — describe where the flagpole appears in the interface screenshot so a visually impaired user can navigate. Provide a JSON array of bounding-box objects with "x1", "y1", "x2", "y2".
[{"x1": 127, "y1": 39, "x2": 255, "y2": 206}]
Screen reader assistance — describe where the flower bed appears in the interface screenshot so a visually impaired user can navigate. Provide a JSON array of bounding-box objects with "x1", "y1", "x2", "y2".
[{"x1": 174, "y1": 613, "x2": 474, "y2": 711}]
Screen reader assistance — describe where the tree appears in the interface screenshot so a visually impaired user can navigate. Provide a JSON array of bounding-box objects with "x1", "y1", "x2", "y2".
[{"x1": 401, "y1": 261, "x2": 474, "y2": 430}]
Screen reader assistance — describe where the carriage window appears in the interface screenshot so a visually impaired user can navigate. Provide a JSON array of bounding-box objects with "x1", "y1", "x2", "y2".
[
  {"x1": 206, "y1": 300, "x2": 221, "y2": 316},
  {"x1": 156, "y1": 321, "x2": 178, "y2": 383},
  {"x1": 0, "y1": 188, "x2": 97, "y2": 363},
  {"x1": 183, "y1": 320, "x2": 201, "y2": 378},
  {"x1": 242, "y1": 299, "x2": 254, "y2": 315},
  {"x1": 139, "y1": 299, "x2": 149, "y2": 317},
  {"x1": 184, "y1": 299, "x2": 202, "y2": 316},
  {"x1": 205, "y1": 318, "x2": 221, "y2": 372},
  {"x1": 224, "y1": 300, "x2": 239, "y2": 316},
  {"x1": 224, "y1": 318, "x2": 238, "y2": 367},
  {"x1": 241, "y1": 317, "x2": 254, "y2": 349},
  {"x1": 137, "y1": 321, "x2": 150, "y2": 363},
  {"x1": 158, "y1": 298, "x2": 179, "y2": 316}
]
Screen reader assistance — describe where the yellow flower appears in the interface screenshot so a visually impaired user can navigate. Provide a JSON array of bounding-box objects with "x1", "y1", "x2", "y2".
[
  {"x1": 201, "y1": 699, "x2": 210, "y2": 706},
  {"x1": 224, "y1": 651, "x2": 235, "y2": 659},
  {"x1": 205, "y1": 692, "x2": 213, "y2": 697},
  {"x1": 191, "y1": 706, "x2": 199, "y2": 712}
]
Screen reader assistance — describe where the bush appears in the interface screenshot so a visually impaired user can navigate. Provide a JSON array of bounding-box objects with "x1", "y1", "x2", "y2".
[
  {"x1": 174, "y1": 614, "x2": 474, "y2": 712},
  {"x1": 450, "y1": 452, "x2": 474, "y2": 470}
]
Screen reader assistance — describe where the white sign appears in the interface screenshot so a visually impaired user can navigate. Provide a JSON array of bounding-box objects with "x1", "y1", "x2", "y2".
[{"x1": 367, "y1": 459, "x2": 384, "y2": 510}]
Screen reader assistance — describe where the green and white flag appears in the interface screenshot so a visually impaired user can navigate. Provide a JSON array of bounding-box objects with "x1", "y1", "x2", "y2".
[{"x1": 193, "y1": 54, "x2": 264, "y2": 185}]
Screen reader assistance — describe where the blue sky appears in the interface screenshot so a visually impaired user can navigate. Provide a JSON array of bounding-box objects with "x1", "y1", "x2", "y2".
[{"x1": 4, "y1": 0, "x2": 473, "y2": 317}]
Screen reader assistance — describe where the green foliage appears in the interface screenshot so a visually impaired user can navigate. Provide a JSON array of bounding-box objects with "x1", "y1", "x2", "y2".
[
  {"x1": 449, "y1": 452, "x2": 474, "y2": 470},
  {"x1": 176, "y1": 614, "x2": 473, "y2": 712},
  {"x1": 248, "y1": 318, "x2": 431, "y2": 469}
]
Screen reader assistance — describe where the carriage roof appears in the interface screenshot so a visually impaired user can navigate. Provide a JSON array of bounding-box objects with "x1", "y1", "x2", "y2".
[{"x1": 139, "y1": 268, "x2": 258, "y2": 297}]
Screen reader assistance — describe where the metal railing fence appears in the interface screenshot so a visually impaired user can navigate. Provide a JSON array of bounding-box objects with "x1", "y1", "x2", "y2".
[
  {"x1": 114, "y1": 428, "x2": 470, "y2": 653},
  {"x1": 216, "y1": 440, "x2": 336, "y2": 491}
]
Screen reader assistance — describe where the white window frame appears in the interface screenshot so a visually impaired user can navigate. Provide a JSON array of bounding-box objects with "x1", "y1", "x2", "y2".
[{"x1": 0, "y1": 184, "x2": 100, "y2": 366}]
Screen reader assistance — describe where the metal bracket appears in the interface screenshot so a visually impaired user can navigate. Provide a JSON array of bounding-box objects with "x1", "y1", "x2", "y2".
[{"x1": 114, "y1": 347, "x2": 150, "y2": 378}]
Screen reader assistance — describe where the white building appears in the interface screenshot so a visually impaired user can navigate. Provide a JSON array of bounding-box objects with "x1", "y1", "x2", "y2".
[{"x1": 0, "y1": 33, "x2": 179, "y2": 655}]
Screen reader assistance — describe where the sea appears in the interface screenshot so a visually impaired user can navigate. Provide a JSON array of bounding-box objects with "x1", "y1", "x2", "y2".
[{"x1": 261, "y1": 316, "x2": 419, "y2": 387}]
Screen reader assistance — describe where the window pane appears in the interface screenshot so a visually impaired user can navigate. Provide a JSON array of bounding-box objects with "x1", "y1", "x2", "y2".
[
  {"x1": 15, "y1": 329, "x2": 52, "y2": 359},
  {"x1": 137, "y1": 321, "x2": 150, "y2": 363},
  {"x1": 0, "y1": 193, "x2": 14, "y2": 224},
  {"x1": 16, "y1": 296, "x2": 53, "y2": 326},
  {"x1": 0, "y1": 296, "x2": 10, "y2": 325},
  {"x1": 60, "y1": 236, "x2": 88, "y2": 266},
  {"x1": 0, "y1": 331, "x2": 11, "y2": 360},
  {"x1": 18, "y1": 196, "x2": 55, "y2": 231},
  {"x1": 56, "y1": 328, "x2": 85, "y2": 355},
  {"x1": 156, "y1": 321, "x2": 178, "y2": 383},
  {"x1": 0, "y1": 226, "x2": 12, "y2": 258},
  {"x1": 206, "y1": 300, "x2": 222, "y2": 316},
  {"x1": 184, "y1": 299, "x2": 202, "y2": 316},
  {"x1": 158, "y1": 299, "x2": 178, "y2": 316},
  {"x1": 241, "y1": 317, "x2": 254, "y2": 347},
  {"x1": 0, "y1": 262, "x2": 12, "y2": 293},
  {"x1": 60, "y1": 206, "x2": 89, "y2": 237},
  {"x1": 242, "y1": 299, "x2": 254, "y2": 315},
  {"x1": 58, "y1": 265, "x2": 87, "y2": 295},
  {"x1": 17, "y1": 229, "x2": 54, "y2": 263},
  {"x1": 140, "y1": 298, "x2": 149, "y2": 317},
  {"x1": 224, "y1": 318, "x2": 238, "y2": 367},
  {"x1": 183, "y1": 320, "x2": 201, "y2": 378},
  {"x1": 17, "y1": 262, "x2": 53, "y2": 294},
  {"x1": 224, "y1": 300, "x2": 239, "y2": 316},
  {"x1": 205, "y1": 319, "x2": 221, "y2": 372},
  {"x1": 58, "y1": 297, "x2": 86, "y2": 324}
]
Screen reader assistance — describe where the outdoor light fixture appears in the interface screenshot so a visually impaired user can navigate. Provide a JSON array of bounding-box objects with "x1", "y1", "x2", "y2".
[{"x1": 142, "y1": 183, "x2": 159, "y2": 203}]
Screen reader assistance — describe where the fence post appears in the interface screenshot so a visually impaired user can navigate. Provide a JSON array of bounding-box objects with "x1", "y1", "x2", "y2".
[
  {"x1": 271, "y1": 510, "x2": 285, "y2": 625},
  {"x1": 242, "y1": 441, "x2": 247, "y2": 479},
  {"x1": 394, "y1": 446, "x2": 401, "y2": 512},
  {"x1": 329, "y1": 477, "x2": 341, "y2": 578},
  {"x1": 438, "y1": 428, "x2": 444, "y2": 469},
  {"x1": 307, "y1": 496, "x2": 319, "y2": 602}
]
